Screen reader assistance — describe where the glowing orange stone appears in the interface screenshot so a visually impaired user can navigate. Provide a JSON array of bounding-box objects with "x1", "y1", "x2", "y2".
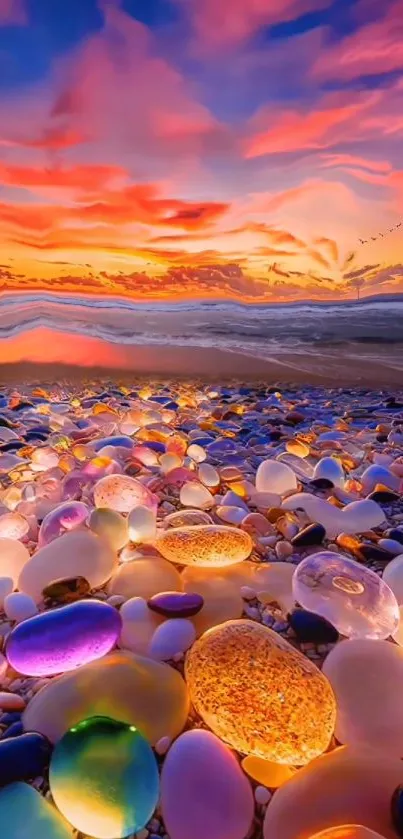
[
  {"x1": 185, "y1": 619, "x2": 336, "y2": 764},
  {"x1": 157, "y1": 525, "x2": 253, "y2": 567}
]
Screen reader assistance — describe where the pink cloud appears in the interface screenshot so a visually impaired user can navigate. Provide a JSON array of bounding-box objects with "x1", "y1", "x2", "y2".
[{"x1": 0, "y1": 0, "x2": 26, "y2": 25}]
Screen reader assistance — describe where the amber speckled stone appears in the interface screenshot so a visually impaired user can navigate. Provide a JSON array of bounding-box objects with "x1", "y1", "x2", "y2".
[
  {"x1": 185, "y1": 619, "x2": 336, "y2": 765},
  {"x1": 156, "y1": 525, "x2": 253, "y2": 567}
]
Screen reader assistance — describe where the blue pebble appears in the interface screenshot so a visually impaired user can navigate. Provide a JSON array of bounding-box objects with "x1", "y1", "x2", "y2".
[
  {"x1": 1, "y1": 722, "x2": 23, "y2": 739},
  {"x1": 0, "y1": 733, "x2": 52, "y2": 787},
  {"x1": 0, "y1": 712, "x2": 21, "y2": 726},
  {"x1": 289, "y1": 608, "x2": 339, "y2": 644}
]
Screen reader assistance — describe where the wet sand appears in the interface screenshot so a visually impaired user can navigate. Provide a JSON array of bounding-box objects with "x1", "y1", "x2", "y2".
[{"x1": 0, "y1": 343, "x2": 401, "y2": 386}]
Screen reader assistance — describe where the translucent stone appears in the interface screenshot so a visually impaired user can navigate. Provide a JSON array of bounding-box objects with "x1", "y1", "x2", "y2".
[
  {"x1": 263, "y1": 746, "x2": 403, "y2": 839},
  {"x1": 128, "y1": 505, "x2": 157, "y2": 543},
  {"x1": 187, "y1": 444, "x2": 207, "y2": 463},
  {"x1": 18, "y1": 531, "x2": 118, "y2": 603},
  {"x1": 322, "y1": 638, "x2": 403, "y2": 756},
  {"x1": 148, "y1": 619, "x2": 196, "y2": 661},
  {"x1": 0, "y1": 537, "x2": 30, "y2": 584},
  {"x1": 119, "y1": 597, "x2": 161, "y2": 655},
  {"x1": 164, "y1": 509, "x2": 213, "y2": 528},
  {"x1": 179, "y1": 482, "x2": 215, "y2": 510},
  {"x1": 241, "y1": 756, "x2": 296, "y2": 788},
  {"x1": 0, "y1": 512, "x2": 29, "y2": 540},
  {"x1": 157, "y1": 525, "x2": 253, "y2": 567},
  {"x1": 382, "y1": 555, "x2": 403, "y2": 604},
  {"x1": 285, "y1": 440, "x2": 310, "y2": 458},
  {"x1": 0, "y1": 575, "x2": 13, "y2": 607},
  {"x1": 198, "y1": 463, "x2": 220, "y2": 488},
  {"x1": 6, "y1": 600, "x2": 122, "y2": 676},
  {"x1": 293, "y1": 552, "x2": 399, "y2": 640},
  {"x1": 361, "y1": 465, "x2": 400, "y2": 494},
  {"x1": 0, "y1": 782, "x2": 72, "y2": 839},
  {"x1": 38, "y1": 501, "x2": 89, "y2": 546},
  {"x1": 161, "y1": 730, "x2": 254, "y2": 839},
  {"x1": 185, "y1": 619, "x2": 335, "y2": 764},
  {"x1": 314, "y1": 457, "x2": 345, "y2": 488},
  {"x1": 49, "y1": 716, "x2": 159, "y2": 839},
  {"x1": 182, "y1": 567, "x2": 244, "y2": 635},
  {"x1": 88, "y1": 507, "x2": 129, "y2": 550},
  {"x1": 216, "y1": 506, "x2": 246, "y2": 525},
  {"x1": 256, "y1": 460, "x2": 298, "y2": 495},
  {"x1": 23, "y1": 650, "x2": 189, "y2": 745},
  {"x1": 283, "y1": 494, "x2": 385, "y2": 537},
  {"x1": 93, "y1": 474, "x2": 157, "y2": 514},
  {"x1": 392, "y1": 605, "x2": 403, "y2": 645},
  {"x1": 4, "y1": 591, "x2": 37, "y2": 622},
  {"x1": 108, "y1": 558, "x2": 183, "y2": 600}
]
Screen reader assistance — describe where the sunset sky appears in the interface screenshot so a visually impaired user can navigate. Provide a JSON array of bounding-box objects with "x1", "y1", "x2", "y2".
[{"x1": 0, "y1": 0, "x2": 403, "y2": 308}]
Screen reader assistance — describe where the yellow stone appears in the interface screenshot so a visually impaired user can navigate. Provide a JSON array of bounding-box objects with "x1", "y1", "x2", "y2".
[
  {"x1": 185, "y1": 620, "x2": 336, "y2": 764},
  {"x1": 182, "y1": 566, "x2": 243, "y2": 635},
  {"x1": 157, "y1": 525, "x2": 252, "y2": 567},
  {"x1": 242, "y1": 755, "x2": 296, "y2": 788}
]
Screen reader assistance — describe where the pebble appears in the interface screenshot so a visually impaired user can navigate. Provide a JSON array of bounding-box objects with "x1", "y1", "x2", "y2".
[
  {"x1": 148, "y1": 619, "x2": 196, "y2": 661},
  {"x1": 0, "y1": 732, "x2": 52, "y2": 786},
  {"x1": 0, "y1": 692, "x2": 25, "y2": 711},
  {"x1": 288, "y1": 608, "x2": 339, "y2": 644},
  {"x1": 3, "y1": 593, "x2": 38, "y2": 623}
]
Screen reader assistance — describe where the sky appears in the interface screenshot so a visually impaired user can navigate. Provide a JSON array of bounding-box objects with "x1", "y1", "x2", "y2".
[{"x1": 0, "y1": 0, "x2": 403, "y2": 321}]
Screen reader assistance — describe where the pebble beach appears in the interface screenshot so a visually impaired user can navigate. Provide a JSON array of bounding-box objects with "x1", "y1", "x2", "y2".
[{"x1": 1, "y1": 379, "x2": 403, "y2": 839}]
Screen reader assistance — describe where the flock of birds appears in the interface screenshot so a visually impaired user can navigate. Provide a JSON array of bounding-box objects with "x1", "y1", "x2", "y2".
[{"x1": 358, "y1": 220, "x2": 402, "y2": 245}]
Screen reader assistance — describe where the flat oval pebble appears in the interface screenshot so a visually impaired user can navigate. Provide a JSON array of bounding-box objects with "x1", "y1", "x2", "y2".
[
  {"x1": 6, "y1": 599, "x2": 122, "y2": 676},
  {"x1": 164, "y1": 509, "x2": 213, "y2": 527},
  {"x1": 18, "y1": 530, "x2": 118, "y2": 603},
  {"x1": 179, "y1": 481, "x2": 215, "y2": 509},
  {"x1": 148, "y1": 591, "x2": 204, "y2": 618},
  {"x1": 0, "y1": 512, "x2": 29, "y2": 540},
  {"x1": 108, "y1": 558, "x2": 182, "y2": 600},
  {"x1": 182, "y1": 567, "x2": 244, "y2": 634},
  {"x1": 256, "y1": 460, "x2": 298, "y2": 495},
  {"x1": 0, "y1": 732, "x2": 52, "y2": 786},
  {"x1": 293, "y1": 552, "x2": 399, "y2": 640},
  {"x1": 289, "y1": 608, "x2": 339, "y2": 644},
  {"x1": 0, "y1": 692, "x2": 26, "y2": 711},
  {"x1": 314, "y1": 457, "x2": 345, "y2": 488},
  {"x1": 148, "y1": 618, "x2": 196, "y2": 660},
  {"x1": 263, "y1": 746, "x2": 403, "y2": 839},
  {"x1": 185, "y1": 619, "x2": 335, "y2": 764},
  {"x1": 0, "y1": 782, "x2": 72, "y2": 839},
  {"x1": 157, "y1": 525, "x2": 252, "y2": 567},
  {"x1": 23, "y1": 650, "x2": 189, "y2": 744},
  {"x1": 93, "y1": 474, "x2": 156, "y2": 513},
  {"x1": 241, "y1": 755, "x2": 296, "y2": 789},
  {"x1": 322, "y1": 639, "x2": 403, "y2": 756},
  {"x1": 3, "y1": 592, "x2": 38, "y2": 622},
  {"x1": 38, "y1": 501, "x2": 89, "y2": 546},
  {"x1": 0, "y1": 538, "x2": 30, "y2": 584},
  {"x1": 88, "y1": 507, "x2": 129, "y2": 550},
  {"x1": 161, "y1": 729, "x2": 254, "y2": 839},
  {"x1": 49, "y1": 716, "x2": 159, "y2": 839}
]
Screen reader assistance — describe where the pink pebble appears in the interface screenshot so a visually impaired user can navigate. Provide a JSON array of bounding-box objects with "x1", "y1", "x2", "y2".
[{"x1": 0, "y1": 690, "x2": 26, "y2": 710}]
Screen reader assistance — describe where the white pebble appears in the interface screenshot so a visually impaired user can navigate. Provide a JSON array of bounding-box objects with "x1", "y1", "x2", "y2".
[
  {"x1": 240, "y1": 586, "x2": 256, "y2": 600},
  {"x1": 155, "y1": 735, "x2": 172, "y2": 755},
  {"x1": 275, "y1": 541, "x2": 293, "y2": 560},
  {"x1": 255, "y1": 785, "x2": 272, "y2": 806},
  {"x1": 149, "y1": 619, "x2": 196, "y2": 661},
  {"x1": 0, "y1": 577, "x2": 13, "y2": 609},
  {"x1": 4, "y1": 592, "x2": 38, "y2": 622},
  {"x1": 107, "y1": 594, "x2": 126, "y2": 607}
]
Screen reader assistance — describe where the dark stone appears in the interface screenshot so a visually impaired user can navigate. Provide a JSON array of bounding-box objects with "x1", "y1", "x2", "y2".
[
  {"x1": 11, "y1": 402, "x2": 34, "y2": 412},
  {"x1": 291, "y1": 523, "x2": 326, "y2": 547},
  {"x1": 0, "y1": 441, "x2": 25, "y2": 452},
  {"x1": 42, "y1": 575, "x2": 91, "y2": 604},
  {"x1": 288, "y1": 608, "x2": 339, "y2": 644},
  {"x1": 0, "y1": 732, "x2": 52, "y2": 786},
  {"x1": 376, "y1": 434, "x2": 388, "y2": 443},
  {"x1": 148, "y1": 591, "x2": 204, "y2": 619},
  {"x1": 357, "y1": 543, "x2": 393, "y2": 563},
  {"x1": 386, "y1": 529, "x2": 403, "y2": 545},
  {"x1": 391, "y1": 785, "x2": 403, "y2": 837},
  {"x1": 309, "y1": 478, "x2": 335, "y2": 490},
  {"x1": 368, "y1": 490, "x2": 400, "y2": 504},
  {"x1": 0, "y1": 416, "x2": 15, "y2": 428},
  {"x1": 0, "y1": 712, "x2": 21, "y2": 726},
  {"x1": 0, "y1": 721, "x2": 23, "y2": 739}
]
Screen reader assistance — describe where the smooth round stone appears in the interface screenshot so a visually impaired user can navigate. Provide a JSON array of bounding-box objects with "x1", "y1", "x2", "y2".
[
  {"x1": 18, "y1": 531, "x2": 118, "y2": 603},
  {"x1": 6, "y1": 599, "x2": 122, "y2": 677},
  {"x1": 148, "y1": 591, "x2": 203, "y2": 618},
  {"x1": 289, "y1": 608, "x2": 339, "y2": 644},
  {"x1": 42, "y1": 575, "x2": 91, "y2": 604},
  {"x1": 164, "y1": 509, "x2": 213, "y2": 527},
  {"x1": 128, "y1": 505, "x2": 157, "y2": 543},
  {"x1": 149, "y1": 619, "x2": 196, "y2": 661},
  {"x1": 161, "y1": 729, "x2": 254, "y2": 839},
  {"x1": 216, "y1": 505, "x2": 246, "y2": 525},
  {"x1": 383, "y1": 556, "x2": 403, "y2": 604},
  {"x1": 0, "y1": 732, "x2": 51, "y2": 786},
  {"x1": 3, "y1": 592, "x2": 37, "y2": 622},
  {"x1": 23, "y1": 650, "x2": 189, "y2": 745},
  {"x1": 263, "y1": 746, "x2": 403, "y2": 839},
  {"x1": 182, "y1": 568, "x2": 244, "y2": 635},
  {"x1": 0, "y1": 512, "x2": 29, "y2": 540},
  {"x1": 314, "y1": 457, "x2": 345, "y2": 488},
  {"x1": 323, "y1": 639, "x2": 403, "y2": 756},
  {"x1": 285, "y1": 440, "x2": 310, "y2": 458},
  {"x1": 256, "y1": 460, "x2": 298, "y2": 495},
  {"x1": 0, "y1": 782, "x2": 72, "y2": 839},
  {"x1": 187, "y1": 444, "x2": 207, "y2": 463},
  {"x1": 38, "y1": 501, "x2": 89, "y2": 546},
  {"x1": 293, "y1": 552, "x2": 399, "y2": 640},
  {"x1": 241, "y1": 755, "x2": 296, "y2": 789},
  {"x1": 119, "y1": 597, "x2": 160, "y2": 655},
  {"x1": 157, "y1": 525, "x2": 252, "y2": 567},
  {"x1": 88, "y1": 507, "x2": 129, "y2": 550},
  {"x1": 292, "y1": 523, "x2": 326, "y2": 547},
  {"x1": 49, "y1": 716, "x2": 159, "y2": 839},
  {"x1": 283, "y1": 495, "x2": 385, "y2": 537},
  {"x1": 311, "y1": 830, "x2": 389, "y2": 839},
  {"x1": 361, "y1": 465, "x2": 399, "y2": 494},
  {"x1": 0, "y1": 538, "x2": 30, "y2": 585},
  {"x1": 391, "y1": 786, "x2": 403, "y2": 838},
  {"x1": 0, "y1": 692, "x2": 26, "y2": 711},
  {"x1": 93, "y1": 474, "x2": 157, "y2": 514},
  {"x1": 108, "y1": 558, "x2": 182, "y2": 600},
  {"x1": 180, "y1": 482, "x2": 215, "y2": 510},
  {"x1": 0, "y1": 575, "x2": 14, "y2": 607},
  {"x1": 249, "y1": 562, "x2": 296, "y2": 612},
  {"x1": 198, "y1": 463, "x2": 220, "y2": 488},
  {"x1": 378, "y1": 539, "x2": 403, "y2": 557},
  {"x1": 185, "y1": 619, "x2": 335, "y2": 764}
]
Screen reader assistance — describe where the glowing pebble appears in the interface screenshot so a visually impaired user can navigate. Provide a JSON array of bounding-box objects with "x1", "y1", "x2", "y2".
[
  {"x1": 108, "y1": 558, "x2": 182, "y2": 600},
  {"x1": 283, "y1": 495, "x2": 385, "y2": 537},
  {"x1": 198, "y1": 463, "x2": 220, "y2": 488},
  {"x1": 161, "y1": 730, "x2": 254, "y2": 839},
  {"x1": 93, "y1": 474, "x2": 156, "y2": 514},
  {"x1": 285, "y1": 440, "x2": 310, "y2": 458},
  {"x1": 157, "y1": 525, "x2": 252, "y2": 567},
  {"x1": 0, "y1": 782, "x2": 72, "y2": 839},
  {"x1": 23, "y1": 650, "x2": 189, "y2": 745},
  {"x1": 18, "y1": 530, "x2": 118, "y2": 603},
  {"x1": 128, "y1": 505, "x2": 157, "y2": 543},
  {"x1": 256, "y1": 460, "x2": 298, "y2": 495},
  {"x1": 38, "y1": 501, "x2": 89, "y2": 546},
  {"x1": 180, "y1": 482, "x2": 215, "y2": 510},
  {"x1": 49, "y1": 716, "x2": 159, "y2": 839},
  {"x1": 310, "y1": 828, "x2": 388, "y2": 839},
  {"x1": 182, "y1": 567, "x2": 243, "y2": 635},
  {"x1": 314, "y1": 457, "x2": 345, "y2": 488},
  {"x1": 293, "y1": 552, "x2": 399, "y2": 640},
  {"x1": 263, "y1": 746, "x2": 403, "y2": 839},
  {"x1": 164, "y1": 509, "x2": 213, "y2": 527},
  {"x1": 185, "y1": 619, "x2": 335, "y2": 764},
  {"x1": 0, "y1": 576, "x2": 13, "y2": 607},
  {"x1": 0, "y1": 512, "x2": 29, "y2": 540},
  {"x1": 119, "y1": 597, "x2": 160, "y2": 655},
  {"x1": 0, "y1": 538, "x2": 30, "y2": 584},
  {"x1": 322, "y1": 639, "x2": 403, "y2": 756},
  {"x1": 187, "y1": 444, "x2": 207, "y2": 463},
  {"x1": 242, "y1": 755, "x2": 296, "y2": 788},
  {"x1": 383, "y1": 555, "x2": 403, "y2": 604},
  {"x1": 88, "y1": 507, "x2": 129, "y2": 550},
  {"x1": 6, "y1": 599, "x2": 121, "y2": 676}
]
